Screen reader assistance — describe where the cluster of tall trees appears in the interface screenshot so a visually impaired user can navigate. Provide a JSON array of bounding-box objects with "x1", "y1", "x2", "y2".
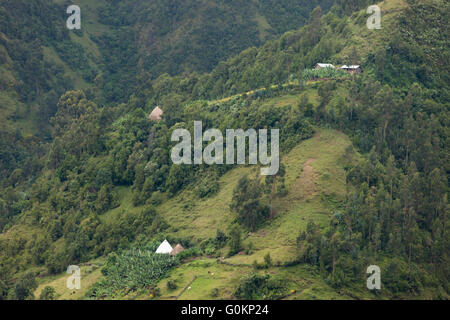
[
  {"x1": 0, "y1": 82, "x2": 313, "y2": 296},
  {"x1": 0, "y1": 0, "x2": 335, "y2": 189},
  {"x1": 298, "y1": 79, "x2": 448, "y2": 295},
  {"x1": 293, "y1": 1, "x2": 449, "y2": 294}
]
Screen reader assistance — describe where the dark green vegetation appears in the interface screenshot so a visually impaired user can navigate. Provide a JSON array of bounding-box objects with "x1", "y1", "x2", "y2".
[
  {"x1": 88, "y1": 245, "x2": 178, "y2": 299},
  {"x1": 0, "y1": 0, "x2": 328, "y2": 232},
  {"x1": 0, "y1": 0, "x2": 448, "y2": 300},
  {"x1": 234, "y1": 273, "x2": 286, "y2": 300}
]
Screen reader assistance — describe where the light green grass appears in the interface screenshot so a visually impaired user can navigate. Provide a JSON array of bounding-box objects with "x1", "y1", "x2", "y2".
[
  {"x1": 79, "y1": 127, "x2": 356, "y2": 299},
  {"x1": 19, "y1": 123, "x2": 360, "y2": 300},
  {"x1": 262, "y1": 94, "x2": 300, "y2": 108},
  {"x1": 34, "y1": 259, "x2": 104, "y2": 300},
  {"x1": 254, "y1": 13, "x2": 273, "y2": 42},
  {"x1": 42, "y1": 46, "x2": 89, "y2": 90},
  {"x1": 333, "y1": 0, "x2": 410, "y2": 62},
  {"x1": 99, "y1": 186, "x2": 136, "y2": 223},
  {"x1": 225, "y1": 129, "x2": 353, "y2": 265},
  {"x1": 160, "y1": 166, "x2": 252, "y2": 241},
  {"x1": 47, "y1": 0, "x2": 109, "y2": 90}
]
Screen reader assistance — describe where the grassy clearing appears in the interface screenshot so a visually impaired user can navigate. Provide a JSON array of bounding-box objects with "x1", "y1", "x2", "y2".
[
  {"x1": 157, "y1": 258, "x2": 249, "y2": 300},
  {"x1": 225, "y1": 129, "x2": 353, "y2": 265},
  {"x1": 208, "y1": 80, "x2": 320, "y2": 106},
  {"x1": 333, "y1": 0, "x2": 410, "y2": 62},
  {"x1": 158, "y1": 128, "x2": 352, "y2": 246},
  {"x1": 155, "y1": 260, "x2": 370, "y2": 300},
  {"x1": 52, "y1": 0, "x2": 109, "y2": 37},
  {"x1": 47, "y1": 0, "x2": 109, "y2": 90},
  {"x1": 254, "y1": 13, "x2": 273, "y2": 42},
  {"x1": 34, "y1": 259, "x2": 104, "y2": 300},
  {"x1": 67, "y1": 0, "x2": 108, "y2": 55},
  {"x1": 99, "y1": 186, "x2": 136, "y2": 223},
  {"x1": 42, "y1": 46, "x2": 89, "y2": 90},
  {"x1": 160, "y1": 166, "x2": 252, "y2": 241},
  {"x1": 0, "y1": 90, "x2": 20, "y2": 123},
  {"x1": 262, "y1": 94, "x2": 301, "y2": 108},
  {"x1": 0, "y1": 88, "x2": 38, "y2": 137},
  {"x1": 70, "y1": 127, "x2": 354, "y2": 299}
]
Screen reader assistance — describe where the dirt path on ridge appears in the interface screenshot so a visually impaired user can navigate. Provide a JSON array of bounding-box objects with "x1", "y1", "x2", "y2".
[{"x1": 289, "y1": 158, "x2": 318, "y2": 201}]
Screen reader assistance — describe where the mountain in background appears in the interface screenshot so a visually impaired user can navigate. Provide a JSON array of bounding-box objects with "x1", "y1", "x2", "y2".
[{"x1": 0, "y1": 0, "x2": 334, "y2": 174}]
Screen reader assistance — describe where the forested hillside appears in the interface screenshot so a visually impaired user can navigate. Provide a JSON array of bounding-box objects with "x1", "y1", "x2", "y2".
[
  {"x1": 0, "y1": 0, "x2": 448, "y2": 300},
  {"x1": 0, "y1": 0, "x2": 333, "y2": 181}
]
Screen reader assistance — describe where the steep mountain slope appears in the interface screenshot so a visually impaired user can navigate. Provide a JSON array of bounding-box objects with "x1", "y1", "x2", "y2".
[
  {"x1": 0, "y1": 0, "x2": 334, "y2": 104},
  {"x1": 0, "y1": 0, "x2": 333, "y2": 189},
  {"x1": 95, "y1": 0, "x2": 335, "y2": 75},
  {"x1": 0, "y1": 0, "x2": 448, "y2": 300}
]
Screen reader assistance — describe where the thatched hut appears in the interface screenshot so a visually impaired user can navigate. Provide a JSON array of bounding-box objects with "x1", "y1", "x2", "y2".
[{"x1": 170, "y1": 244, "x2": 185, "y2": 256}]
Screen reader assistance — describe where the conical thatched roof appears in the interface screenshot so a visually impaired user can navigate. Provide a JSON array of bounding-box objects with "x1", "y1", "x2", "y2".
[
  {"x1": 170, "y1": 244, "x2": 185, "y2": 256},
  {"x1": 149, "y1": 106, "x2": 163, "y2": 121}
]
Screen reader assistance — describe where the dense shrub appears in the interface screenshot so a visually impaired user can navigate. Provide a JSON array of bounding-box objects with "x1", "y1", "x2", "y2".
[
  {"x1": 89, "y1": 248, "x2": 178, "y2": 298},
  {"x1": 234, "y1": 273, "x2": 286, "y2": 300},
  {"x1": 39, "y1": 286, "x2": 56, "y2": 300}
]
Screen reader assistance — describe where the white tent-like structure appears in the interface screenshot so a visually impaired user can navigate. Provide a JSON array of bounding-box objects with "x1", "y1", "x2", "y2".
[{"x1": 155, "y1": 239, "x2": 173, "y2": 254}]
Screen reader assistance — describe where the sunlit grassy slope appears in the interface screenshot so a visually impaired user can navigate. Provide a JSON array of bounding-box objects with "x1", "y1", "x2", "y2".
[
  {"x1": 24, "y1": 0, "x2": 443, "y2": 300},
  {"x1": 94, "y1": 120, "x2": 359, "y2": 300},
  {"x1": 45, "y1": 0, "x2": 108, "y2": 89},
  {"x1": 129, "y1": 124, "x2": 372, "y2": 300},
  {"x1": 224, "y1": 128, "x2": 354, "y2": 265},
  {"x1": 104, "y1": 126, "x2": 353, "y2": 258},
  {"x1": 34, "y1": 259, "x2": 104, "y2": 300},
  {"x1": 34, "y1": 114, "x2": 362, "y2": 299},
  {"x1": 332, "y1": 0, "x2": 410, "y2": 62}
]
